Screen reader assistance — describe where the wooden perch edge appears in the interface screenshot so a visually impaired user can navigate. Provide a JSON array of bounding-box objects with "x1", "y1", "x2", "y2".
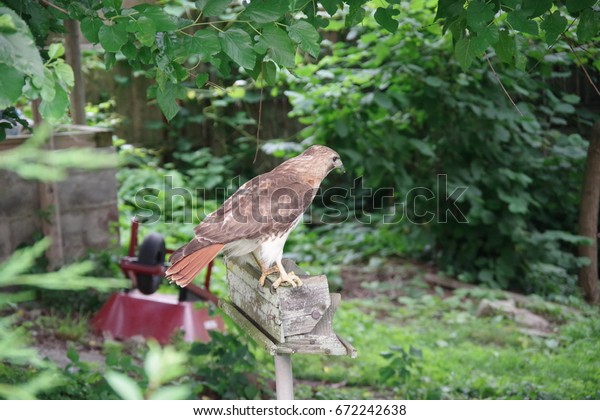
[{"x1": 220, "y1": 255, "x2": 357, "y2": 358}]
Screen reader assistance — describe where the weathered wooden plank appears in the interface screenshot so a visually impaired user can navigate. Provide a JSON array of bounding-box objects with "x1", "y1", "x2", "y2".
[
  {"x1": 224, "y1": 256, "x2": 357, "y2": 358},
  {"x1": 226, "y1": 255, "x2": 285, "y2": 342},
  {"x1": 218, "y1": 300, "x2": 286, "y2": 356},
  {"x1": 219, "y1": 298, "x2": 356, "y2": 357},
  {"x1": 226, "y1": 255, "x2": 331, "y2": 341}
]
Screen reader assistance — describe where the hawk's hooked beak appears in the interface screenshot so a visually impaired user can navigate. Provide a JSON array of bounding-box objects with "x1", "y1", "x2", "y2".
[{"x1": 334, "y1": 158, "x2": 345, "y2": 174}]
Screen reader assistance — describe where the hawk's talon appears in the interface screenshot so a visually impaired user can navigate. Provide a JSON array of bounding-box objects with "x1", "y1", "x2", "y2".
[
  {"x1": 271, "y1": 271, "x2": 303, "y2": 289},
  {"x1": 258, "y1": 265, "x2": 279, "y2": 287}
]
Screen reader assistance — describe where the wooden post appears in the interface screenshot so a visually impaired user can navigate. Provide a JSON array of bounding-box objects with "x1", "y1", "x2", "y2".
[
  {"x1": 274, "y1": 354, "x2": 294, "y2": 400},
  {"x1": 220, "y1": 255, "x2": 357, "y2": 400},
  {"x1": 578, "y1": 121, "x2": 600, "y2": 304},
  {"x1": 65, "y1": 20, "x2": 86, "y2": 125},
  {"x1": 32, "y1": 100, "x2": 65, "y2": 270}
]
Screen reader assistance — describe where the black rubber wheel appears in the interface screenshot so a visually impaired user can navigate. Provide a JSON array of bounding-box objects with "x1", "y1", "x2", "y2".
[{"x1": 136, "y1": 232, "x2": 166, "y2": 295}]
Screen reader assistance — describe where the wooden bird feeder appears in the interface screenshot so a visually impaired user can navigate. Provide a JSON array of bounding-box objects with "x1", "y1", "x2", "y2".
[{"x1": 219, "y1": 254, "x2": 357, "y2": 400}]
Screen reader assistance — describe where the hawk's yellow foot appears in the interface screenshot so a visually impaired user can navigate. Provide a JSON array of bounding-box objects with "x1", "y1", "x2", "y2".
[
  {"x1": 271, "y1": 271, "x2": 303, "y2": 289},
  {"x1": 258, "y1": 265, "x2": 279, "y2": 287}
]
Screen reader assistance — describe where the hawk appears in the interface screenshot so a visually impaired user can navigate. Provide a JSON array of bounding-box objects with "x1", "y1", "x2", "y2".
[{"x1": 166, "y1": 145, "x2": 344, "y2": 289}]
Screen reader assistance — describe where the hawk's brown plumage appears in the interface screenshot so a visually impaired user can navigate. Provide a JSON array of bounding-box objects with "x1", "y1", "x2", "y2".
[{"x1": 166, "y1": 145, "x2": 344, "y2": 288}]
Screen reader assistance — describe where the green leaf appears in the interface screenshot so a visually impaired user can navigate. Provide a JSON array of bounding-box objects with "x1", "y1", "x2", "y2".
[
  {"x1": 507, "y1": 10, "x2": 539, "y2": 35},
  {"x1": 346, "y1": 0, "x2": 366, "y2": 27},
  {"x1": 495, "y1": 29, "x2": 515, "y2": 64},
  {"x1": 243, "y1": 0, "x2": 289, "y2": 23},
  {"x1": 219, "y1": 28, "x2": 257, "y2": 70},
  {"x1": 195, "y1": 0, "x2": 231, "y2": 17},
  {"x1": 0, "y1": 8, "x2": 44, "y2": 78},
  {"x1": 0, "y1": 14, "x2": 17, "y2": 34},
  {"x1": 259, "y1": 24, "x2": 296, "y2": 68},
  {"x1": 541, "y1": 11, "x2": 568, "y2": 44},
  {"x1": 447, "y1": 17, "x2": 467, "y2": 40},
  {"x1": 320, "y1": 0, "x2": 339, "y2": 15},
  {"x1": 192, "y1": 30, "x2": 221, "y2": 59},
  {"x1": 37, "y1": 68, "x2": 56, "y2": 102},
  {"x1": 80, "y1": 17, "x2": 103, "y2": 44},
  {"x1": 478, "y1": 25, "x2": 499, "y2": 45},
  {"x1": 127, "y1": 16, "x2": 156, "y2": 47},
  {"x1": 577, "y1": 8, "x2": 599, "y2": 43},
  {"x1": 374, "y1": 7, "x2": 399, "y2": 33},
  {"x1": 39, "y1": 83, "x2": 69, "y2": 121},
  {"x1": 66, "y1": 345, "x2": 79, "y2": 363},
  {"x1": 105, "y1": 371, "x2": 143, "y2": 400},
  {"x1": 287, "y1": 20, "x2": 321, "y2": 58},
  {"x1": 454, "y1": 37, "x2": 476, "y2": 70},
  {"x1": 54, "y1": 62, "x2": 74, "y2": 88},
  {"x1": 133, "y1": 4, "x2": 180, "y2": 32},
  {"x1": 102, "y1": 0, "x2": 123, "y2": 10},
  {"x1": 104, "y1": 51, "x2": 116, "y2": 70},
  {"x1": 195, "y1": 73, "x2": 208, "y2": 87},
  {"x1": 98, "y1": 23, "x2": 128, "y2": 52},
  {"x1": 566, "y1": 0, "x2": 597, "y2": 14},
  {"x1": 150, "y1": 385, "x2": 191, "y2": 400},
  {"x1": 48, "y1": 43, "x2": 64, "y2": 60},
  {"x1": 156, "y1": 82, "x2": 182, "y2": 121},
  {"x1": 466, "y1": 0, "x2": 495, "y2": 31},
  {"x1": 0, "y1": 64, "x2": 24, "y2": 108},
  {"x1": 435, "y1": 0, "x2": 466, "y2": 22},
  {"x1": 262, "y1": 60, "x2": 277, "y2": 85},
  {"x1": 522, "y1": 0, "x2": 552, "y2": 18},
  {"x1": 122, "y1": 41, "x2": 138, "y2": 60}
]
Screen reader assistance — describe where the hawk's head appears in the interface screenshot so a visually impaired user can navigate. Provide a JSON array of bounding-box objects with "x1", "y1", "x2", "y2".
[{"x1": 301, "y1": 145, "x2": 345, "y2": 174}]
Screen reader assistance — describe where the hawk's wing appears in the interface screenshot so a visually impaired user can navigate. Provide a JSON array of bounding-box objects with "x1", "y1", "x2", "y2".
[{"x1": 169, "y1": 171, "x2": 317, "y2": 266}]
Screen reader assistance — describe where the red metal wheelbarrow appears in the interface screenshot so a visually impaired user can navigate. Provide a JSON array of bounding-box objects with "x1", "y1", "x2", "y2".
[{"x1": 91, "y1": 218, "x2": 225, "y2": 343}]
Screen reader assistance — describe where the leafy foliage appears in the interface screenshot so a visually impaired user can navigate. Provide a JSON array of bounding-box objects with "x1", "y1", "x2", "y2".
[
  {"x1": 189, "y1": 331, "x2": 269, "y2": 399},
  {"x1": 2, "y1": 0, "x2": 597, "y2": 128},
  {"x1": 434, "y1": 0, "x2": 600, "y2": 70},
  {"x1": 284, "y1": 2, "x2": 593, "y2": 295},
  {"x1": 0, "y1": 6, "x2": 75, "y2": 130},
  {"x1": 0, "y1": 123, "x2": 125, "y2": 399},
  {"x1": 105, "y1": 341, "x2": 191, "y2": 400}
]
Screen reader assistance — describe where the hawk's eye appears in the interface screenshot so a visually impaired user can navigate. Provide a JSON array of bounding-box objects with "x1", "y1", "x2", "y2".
[{"x1": 332, "y1": 156, "x2": 339, "y2": 162}]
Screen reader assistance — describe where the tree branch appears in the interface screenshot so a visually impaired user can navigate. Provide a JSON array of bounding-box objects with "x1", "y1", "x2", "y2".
[
  {"x1": 39, "y1": 0, "x2": 68, "y2": 15},
  {"x1": 565, "y1": 37, "x2": 600, "y2": 98},
  {"x1": 486, "y1": 56, "x2": 523, "y2": 116}
]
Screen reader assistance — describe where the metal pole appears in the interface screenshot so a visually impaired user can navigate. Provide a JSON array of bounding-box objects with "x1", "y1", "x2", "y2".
[{"x1": 274, "y1": 353, "x2": 294, "y2": 400}]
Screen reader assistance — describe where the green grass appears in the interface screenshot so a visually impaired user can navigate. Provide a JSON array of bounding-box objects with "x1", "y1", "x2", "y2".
[{"x1": 277, "y1": 287, "x2": 600, "y2": 400}]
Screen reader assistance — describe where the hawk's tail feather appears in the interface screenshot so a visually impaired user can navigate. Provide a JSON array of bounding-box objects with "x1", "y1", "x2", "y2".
[{"x1": 165, "y1": 243, "x2": 223, "y2": 288}]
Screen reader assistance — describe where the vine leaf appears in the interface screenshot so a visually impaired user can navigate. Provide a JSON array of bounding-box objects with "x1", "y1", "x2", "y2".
[
  {"x1": 98, "y1": 23, "x2": 128, "y2": 52},
  {"x1": 242, "y1": 0, "x2": 288, "y2": 23},
  {"x1": 127, "y1": 16, "x2": 156, "y2": 47},
  {"x1": 455, "y1": 37, "x2": 475, "y2": 70},
  {"x1": 466, "y1": 0, "x2": 495, "y2": 31},
  {"x1": 219, "y1": 28, "x2": 256, "y2": 70},
  {"x1": 566, "y1": 0, "x2": 597, "y2": 14},
  {"x1": 374, "y1": 7, "x2": 399, "y2": 33},
  {"x1": 195, "y1": 0, "x2": 232, "y2": 17},
  {"x1": 156, "y1": 81, "x2": 183, "y2": 121},
  {"x1": 257, "y1": 24, "x2": 296, "y2": 68},
  {"x1": 195, "y1": 73, "x2": 208, "y2": 88},
  {"x1": 495, "y1": 29, "x2": 516, "y2": 64},
  {"x1": 577, "y1": 8, "x2": 599, "y2": 43},
  {"x1": 507, "y1": 10, "x2": 539, "y2": 35},
  {"x1": 541, "y1": 11, "x2": 568, "y2": 44},
  {"x1": 0, "y1": 64, "x2": 24, "y2": 108},
  {"x1": 80, "y1": 17, "x2": 103, "y2": 44},
  {"x1": 287, "y1": 20, "x2": 321, "y2": 58}
]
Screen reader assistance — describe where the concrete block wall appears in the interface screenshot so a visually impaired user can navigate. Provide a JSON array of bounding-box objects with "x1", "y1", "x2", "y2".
[{"x1": 0, "y1": 126, "x2": 119, "y2": 265}]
